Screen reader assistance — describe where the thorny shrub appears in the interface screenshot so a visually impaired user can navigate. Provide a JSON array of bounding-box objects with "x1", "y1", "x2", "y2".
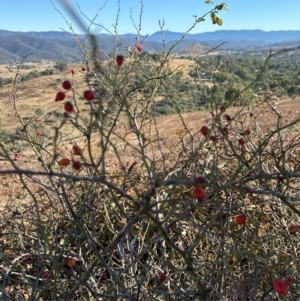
[{"x1": 1, "y1": 1, "x2": 300, "y2": 301}]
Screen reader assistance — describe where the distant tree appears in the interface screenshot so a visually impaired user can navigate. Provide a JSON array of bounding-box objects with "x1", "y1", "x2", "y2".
[
  {"x1": 287, "y1": 85, "x2": 300, "y2": 96},
  {"x1": 54, "y1": 61, "x2": 68, "y2": 73},
  {"x1": 0, "y1": 77, "x2": 13, "y2": 87},
  {"x1": 40, "y1": 69, "x2": 54, "y2": 76},
  {"x1": 34, "y1": 108, "x2": 44, "y2": 117},
  {"x1": 28, "y1": 70, "x2": 40, "y2": 78},
  {"x1": 225, "y1": 86, "x2": 239, "y2": 101},
  {"x1": 148, "y1": 53, "x2": 160, "y2": 62},
  {"x1": 214, "y1": 71, "x2": 230, "y2": 83}
]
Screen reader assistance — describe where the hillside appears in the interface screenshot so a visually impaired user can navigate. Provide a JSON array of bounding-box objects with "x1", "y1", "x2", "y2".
[
  {"x1": 0, "y1": 29, "x2": 300, "y2": 62},
  {"x1": 1, "y1": 37, "x2": 300, "y2": 299},
  {"x1": 146, "y1": 29, "x2": 300, "y2": 43}
]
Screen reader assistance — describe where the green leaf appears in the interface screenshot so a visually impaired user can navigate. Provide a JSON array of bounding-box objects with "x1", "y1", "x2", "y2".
[
  {"x1": 211, "y1": 12, "x2": 222, "y2": 25},
  {"x1": 217, "y1": 18, "x2": 223, "y2": 25},
  {"x1": 197, "y1": 17, "x2": 205, "y2": 23},
  {"x1": 211, "y1": 12, "x2": 216, "y2": 20}
]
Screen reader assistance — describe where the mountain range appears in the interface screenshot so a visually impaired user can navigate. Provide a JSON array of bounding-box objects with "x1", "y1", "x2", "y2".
[{"x1": 0, "y1": 29, "x2": 299, "y2": 62}]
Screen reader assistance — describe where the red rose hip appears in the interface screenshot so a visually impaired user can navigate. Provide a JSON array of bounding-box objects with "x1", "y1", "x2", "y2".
[
  {"x1": 285, "y1": 275, "x2": 295, "y2": 285},
  {"x1": 224, "y1": 114, "x2": 232, "y2": 122},
  {"x1": 64, "y1": 101, "x2": 74, "y2": 113},
  {"x1": 159, "y1": 272, "x2": 167, "y2": 283},
  {"x1": 244, "y1": 129, "x2": 251, "y2": 135},
  {"x1": 72, "y1": 146, "x2": 82, "y2": 156},
  {"x1": 273, "y1": 279, "x2": 289, "y2": 296},
  {"x1": 72, "y1": 161, "x2": 82, "y2": 170},
  {"x1": 136, "y1": 44, "x2": 142, "y2": 52},
  {"x1": 288, "y1": 224, "x2": 299, "y2": 234},
  {"x1": 235, "y1": 214, "x2": 247, "y2": 225},
  {"x1": 220, "y1": 106, "x2": 226, "y2": 112},
  {"x1": 83, "y1": 90, "x2": 95, "y2": 101},
  {"x1": 55, "y1": 92, "x2": 65, "y2": 101},
  {"x1": 194, "y1": 175, "x2": 207, "y2": 187},
  {"x1": 238, "y1": 138, "x2": 245, "y2": 146},
  {"x1": 200, "y1": 125, "x2": 209, "y2": 136},
  {"x1": 192, "y1": 187, "x2": 206, "y2": 202},
  {"x1": 62, "y1": 80, "x2": 72, "y2": 90},
  {"x1": 116, "y1": 55, "x2": 124, "y2": 66},
  {"x1": 59, "y1": 158, "x2": 70, "y2": 166},
  {"x1": 210, "y1": 136, "x2": 217, "y2": 143}
]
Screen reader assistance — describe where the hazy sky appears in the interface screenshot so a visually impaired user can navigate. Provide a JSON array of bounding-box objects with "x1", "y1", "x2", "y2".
[{"x1": 0, "y1": 0, "x2": 299, "y2": 34}]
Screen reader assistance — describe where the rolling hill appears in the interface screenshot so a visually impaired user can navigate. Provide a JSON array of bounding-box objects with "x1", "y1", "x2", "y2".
[{"x1": 0, "y1": 29, "x2": 299, "y2": 62}]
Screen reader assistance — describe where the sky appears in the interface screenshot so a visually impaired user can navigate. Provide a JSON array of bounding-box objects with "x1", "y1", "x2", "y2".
[{"x1": 0, "y1": 0, "x2": 299, "y2": 35}]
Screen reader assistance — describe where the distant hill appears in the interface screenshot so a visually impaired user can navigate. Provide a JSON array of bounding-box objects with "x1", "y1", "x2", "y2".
[
  {"x1": 145, "y1": 30, "x2": 300, "y2": 50},
  {"x1": 0, "y1": 29, "x2": 299, "y2": 62},
  {"x1": 0, "y1": 32, "x2": 210, "y2": 62},
  {"x1": 146, "y1": 30, "x2": 300, "y2": 43},
  {"x1": 0, "y1": 34, "x2": 83, "y2": 61},
  {"x1": 176, "y1": 42, "x2": 213, "y2": 56},
  {"x1": 0, "y1": 29, "x2": 81, "y2": 40}
]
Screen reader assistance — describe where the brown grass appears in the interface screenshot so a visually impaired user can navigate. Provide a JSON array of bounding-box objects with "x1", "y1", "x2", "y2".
[
  {"x1": 0, "y1": 60, "x2": 299, "y2": 209},
  {"x1": 168, "y1": 58, "x2": 195, "y2": 79}
]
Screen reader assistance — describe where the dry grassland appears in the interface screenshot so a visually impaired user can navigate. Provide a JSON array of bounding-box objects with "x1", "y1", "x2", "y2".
[{"x1": 0, "y1": 60, "x2": 300, "y2": 209}]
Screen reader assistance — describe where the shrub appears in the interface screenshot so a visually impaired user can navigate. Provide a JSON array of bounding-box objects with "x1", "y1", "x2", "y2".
[{"x1": 1, "y1": 2, "x2": 300, "y2": 301}]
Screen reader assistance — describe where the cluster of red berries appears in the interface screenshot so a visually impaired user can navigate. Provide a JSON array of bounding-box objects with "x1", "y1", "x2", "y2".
[
  {"x1": 116, "y1": 44, "x2": 141, "y2": 67},
  {"x1": 53, "y1": 72, "x2": 97, "y2": 170},
  {"x1": 55, "y1": 78, "x2": 95, "y2": 114},
  {"x1": 200, "y1": 106, "x2": 251, "y2": 146},
  {"x1": 55, "y1": 80, "x2": 71, "y2": 102},
  {"x1": 115, "y1": 44, "x2": 141, "y2": 67},
  {"x1": 200, "y1": 125, "x2": 218, "y2": 143},
  {"x1": 81, "y1": 66, "x2": 86, "y2": 72},
  {"x1": 71, "y1": 67, "x2": 86, "y2": 74},
  {"x1": 58, "y1": 146, "x2": 83, "y2": 170}
]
